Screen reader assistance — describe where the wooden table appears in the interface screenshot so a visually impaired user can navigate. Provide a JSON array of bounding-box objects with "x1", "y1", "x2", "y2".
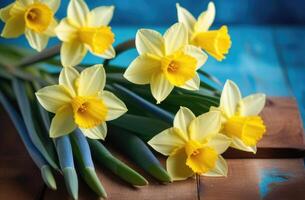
[{"x1": 0, "y1": 97, "x2": 304, "y2": 200}]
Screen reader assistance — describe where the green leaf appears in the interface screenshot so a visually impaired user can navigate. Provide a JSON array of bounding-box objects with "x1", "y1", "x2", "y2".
[
  {"x1": 108, "y1": 126, "x2": 171, "y2": 183},
  {"x1": 12, "y1": 78, "x2": 58, "y2": 170},
  {"x1": 88, "y1": 139, "x2": 148, "y2": 186}
]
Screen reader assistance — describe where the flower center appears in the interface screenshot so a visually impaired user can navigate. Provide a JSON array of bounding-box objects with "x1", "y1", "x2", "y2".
[
  {"x1": 223, "y1": 115, "x2": 266, "y2": 146},
  {"x1": 161, "y1": 51, "x2": 197, "y2": 86},
  {"x1": 24, "y1": 3, "x2": 53, "y2": 33},
  {"x1": 71, "y1": 96, "x2": 108, "y2": 129},
  {"x1": 184, "y1": 140, "x2": 218, "y2": 174},
  {"x1": 78, "y1": 26, "x2": 115, "y2": 55},
  {"x1": 192, "y1": 25, "x2": 231, "y2": 61}
]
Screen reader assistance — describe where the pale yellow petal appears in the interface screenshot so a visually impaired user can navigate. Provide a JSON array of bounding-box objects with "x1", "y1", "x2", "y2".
[
  {"x1": 231, "y1": 137, "x2": 257, "y2": 153},
  {"x1": 239, "y1": 93, "x2": 266, "y2": 116},
  {"x1": 87, "y1": 6, "x2": 114, "y2": 26},
  {"x1": 124, "y1": 54, "x2": 160, "y2": 84},
  {"x1": 100, "y1": 91, "x2": 127, "y2": 121},
  {"x1": 176, "y1": 3, "x2": 196, "y2": 35},
  {"x1": 203, "y1": 156, "x2": 228, "y2": 177},
  {"x1": 164, "y1": 23, "x2": 188, "y2": 55},
  {"x1": 25, "y1": 29, "x2": 49, "y2": 52},
  {"x1": 184, "y1": 45, "x2": 208, "y2": 69},
  {"x1": 173, "y1": 106, "x2": 195, "y2": 136},
  {"x1": 44, "y1": 19, "x2": 58, "y2": 36},
  {"x1": 60, "y1": 41, "x2": 87, "y2": 67},
  {"x1": 136, "y1": 29, "x2": 164, "y2": 57},
  {"x1": 42, "y1": 0, "x2": 61, "y2": 12},
  {"x1": 220, "y1": 80, "x2": 242, "y2": 117},
  {"x1": 194, "y1": 2, "x2": 215, "y2": 33},
  {"x1": 166, "y1": 148, "x2": 193, "y2": 181},
  {"x1": 207, "y1": 133, "x2": 231, "y2": 154},
  {"x1": 50, "y1": 105, "x2": 76, "y2": 138},
  {"x1": 0, "y1": 3, "x2": 13, "y2": 22},
  {"x1": 78, "y1": 64, "x2": 106, "y2": 96},
  {"x1": 36, "y1": 85, "x2": 72, "y2": 113},
  {"x1": 150, "y1": 73, "x2": 174, "y2": 104},
  {"x1": 67, "y1": 0, "x2": 89, "y2": 26},
  {"x1": 80, "y1": 123, "x2": 107, "y2": 140},
  {"x1": 55, "y1": 18, "x2": 78, "y2": 42},
  {"x1": 180, "y1": 73, "x2": 200, "y2": 91},
  {"x1": 59, "y1": 67, "x2": 80, "y2": 96},
  {"x1": 89, "y1": 45, "x2": 115, "y2": 59},
  {"x1": 1, "y1": 14, "x2": 25, "y2": 38},
  {"x1": 19, "y1": 0, "x2": 33, "y2": 6},
  {"x1": 189, "y1": 111, "x2": 221, "y2": 141},
  {"x1": 148, "y1": 128, "x2": 187, "y2": 156}
]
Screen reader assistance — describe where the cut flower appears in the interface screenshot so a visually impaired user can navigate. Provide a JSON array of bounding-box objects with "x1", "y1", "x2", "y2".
[
  {"x1": 55, "y1": 0, "x2": 115, "y2": 67},
  {"x1": 148, "y1": 107, "x2": 231, "y2": 181},
  {"x1": 176, "y1": 2, "x2": 231, "y2": 61},
  {"x1": 211, "y1": 80, "x2": 266, "y2": 153},
  {"x1": 0, "y1": 0, "x2": 60, "y2": 51},
  {"x1": 36, "y1": 64, "x2": 127, "y2": 139},
  {"x1": 124, "y1": 23, "x2": 208, "y2": 104}
]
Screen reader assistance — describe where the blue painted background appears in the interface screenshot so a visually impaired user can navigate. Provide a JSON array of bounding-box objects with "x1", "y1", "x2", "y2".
[{"x1": 0, "y1": 0, "x2": 305, "y2": 123}]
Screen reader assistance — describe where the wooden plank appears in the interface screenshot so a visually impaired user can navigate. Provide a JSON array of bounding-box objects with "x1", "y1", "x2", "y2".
[
  {"x1": 200, "y1": 159, "x2": 305, "y2": 200},
  {"x1": 0, "y1": 108, "x2": 45, "y2": 200},
  {"x1": 273, "y1": 27, "x2": 305, "y2": 124}
]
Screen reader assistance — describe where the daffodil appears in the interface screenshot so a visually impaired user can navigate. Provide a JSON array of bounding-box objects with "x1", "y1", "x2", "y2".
[
  {"x1": 124, "y1": 23, "x2": 207, "y2": 104},
  {"x1": 211, "y1": 80, "x2": 266, "y2": 153},
  {"x1": 55, "y1": 0, "x2": 115, "y2": 67},
  {"x1": 0, "y1": 0, "x2": 59, "y2": 51},
  {"x1": 36, "y1": 65, "x2": 127, "y2": 139},
  {"x1": 148, "y1": 107, "x2": 231, "y2": 181},
  {"x1": 176, "y1": 2, "x2": 231, "y2": 61}
]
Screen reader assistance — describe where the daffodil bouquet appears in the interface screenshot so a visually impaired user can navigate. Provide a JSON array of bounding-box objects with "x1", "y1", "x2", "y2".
[{"x1": 0, "y1": 0, "x2": 267, "y2": 199}]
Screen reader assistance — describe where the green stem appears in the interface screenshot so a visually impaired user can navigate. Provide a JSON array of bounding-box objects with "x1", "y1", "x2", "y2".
[{"x1": 103, "y1": 39, "x2": 135, "y2": 66}]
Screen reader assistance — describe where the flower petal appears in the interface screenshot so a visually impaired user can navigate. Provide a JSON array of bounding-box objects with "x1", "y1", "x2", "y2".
[
  {"x1": 80, "y1": 123, "x2": 107, "y2": 140},
  {"x1": 203, "y1": 156, "x2": 228, "y2": 177},
  {"x1": 59, "y1": 67, "x2": 80, "y2": 96},
  {"x1": 36, "y1": 85, "x2": 72, "y2": 113},
  {"x1": 166, "y1": 148, "x2": 193, "y2": 181},
  {"x1": 164, "y1": 23, "x2": 188, "y2": 55},
  {"x1": 78, "y1": 64, "x2": 106, "y2": 96},
  {"x1": 239, "y1": 93, "x2": 266, "y2": 116},
  {"x1": 220, "y1": 80, "x2": 242, "y2": 117},
  {"x1": 184, "y1": 45, "x2": 208, "y2": 69},
  {"x1": 174, "y1": 106, "x2": 195, "y2": 136},
  {"x1": 55, "y1": 18, "x2": 78, "y2": 42},
  {"x1": 67, "y1": 0, "x2": 89, "y2": 26},
  {"x1": 19, "y1": 0, "x2": 33, "y2": 6},
  {"x1": 90, "y1": 45, "x2": 116, "y2": 59},
  {"x1": 0, "y1": 3, "x2": 13, "y2": 22},
  {"x1": 100, "y1": 91, "x2": 127, "y2": 121},
  {"x1": 60, "y1": 41, "x2": 87, "y2": 67},
  {"x1": 189, "y1": 111, "x2": 221, "y2": 141},
  {"x1": 136, "y1": 29, "x2": 164, "y2": 57},
  {"x1": 50, "y1": 105, "x2": 76, "y2": 138},
  {"x1": 150, "y1": 73, "x2": 174, "y2": 104},
  {"x1": 207, "y1": 133, "x2": 231, "y2": 154},
  {"x1": 180, "y1": 73, "x2": 200, "y2": 91},
  {"x1": 25, "y1": 29, "x2": 49, "y2": 52},
  {"x1": 124, "y1": 54, "x2": 160, "y2": 84},
  {"x1": 42, "y1": 0, "x2": 60, "y2": 12},
  {"x1": 176, "y1": 3, "x2": 196, "y2": 35},
  {"x1": 231, "y1": 137, "x2": 257, "y2": 153},
  {"x1": 148, "y1": 128, "x2": 187, "y2": 156},
  {"x1": 87, "y1": 6, "x2": 114, "y2": 26},
  {"x1": 44, "y1": 19, "x2": 58, "y2": 36},
  {"x1": 194, "y1": 2, "x2": 215, "y2": 33},
  {"x1": 1, "y1": 14, "x2": 25, "y2": 38}
]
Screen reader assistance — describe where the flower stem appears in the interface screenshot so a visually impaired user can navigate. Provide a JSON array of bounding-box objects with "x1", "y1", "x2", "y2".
[{"x1": 103, "y1": 39, "x2": 135, "y2": 66}]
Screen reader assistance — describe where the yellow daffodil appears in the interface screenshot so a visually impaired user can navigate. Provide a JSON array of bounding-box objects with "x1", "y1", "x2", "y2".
[
  {"x1": 55, "y1": 0, "x2": 115, "y2": 67},
  {"x1": 0, "y1": 0, "x2": 59, "y2": 51},
  {"x1": 148, "y1": 107, "x2": 231, "y2": 181},
  {"x1": 36, "y1": 65, "x2": 127, "y2": 139},
  {"x1": 124, "y1": 23, "x2": 208, "y2": 104},
  {"x1": 211, "y1": 80, "x2": 266, "y2": 153},
  {"x1": 176, "y1": 2, "x2": 231, "y2": 61}
]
